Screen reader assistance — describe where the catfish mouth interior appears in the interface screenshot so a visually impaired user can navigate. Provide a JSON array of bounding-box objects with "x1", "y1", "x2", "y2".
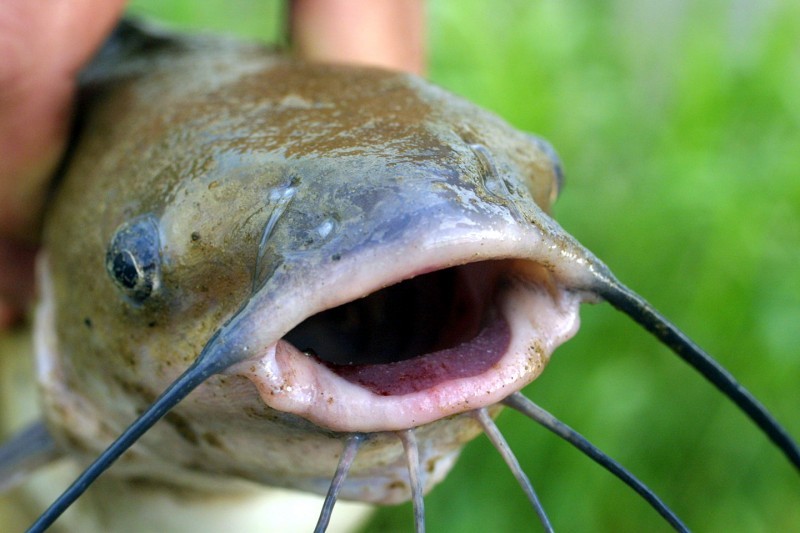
[
  {"x1": 282, "y1": 261, "x2": 516, "y2": 394},
  {"x1": 239, "y1": 256, "x2": 581, "y2": 433}
]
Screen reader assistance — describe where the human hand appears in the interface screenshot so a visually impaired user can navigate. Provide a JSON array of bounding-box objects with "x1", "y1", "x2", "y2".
[
  {"x1": 291, "y1": 0, "x2": 425, "y2": 75},
  {"x1": 0, "y1": 0, "x2": 424, "y2": 329},
  {"x1": 0, "y1": 0, "x2": 127, "y2": 328}
]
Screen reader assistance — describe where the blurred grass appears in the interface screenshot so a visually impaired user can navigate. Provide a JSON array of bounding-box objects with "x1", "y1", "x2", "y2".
[{"x1": 128, "y1": 1, "x2": 800, "y2": 531}]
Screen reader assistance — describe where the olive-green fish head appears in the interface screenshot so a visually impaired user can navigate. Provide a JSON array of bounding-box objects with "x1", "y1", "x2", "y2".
[
  {"x1": 36, "y1": 27, "x2": 588, "y2": 503},
  {"x1": 31, "y1": 23, "x2": 797, "y2": 530}
]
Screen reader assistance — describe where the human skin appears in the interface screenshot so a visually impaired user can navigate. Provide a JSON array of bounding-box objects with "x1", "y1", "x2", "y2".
[
  {"x1": 0, "y1": 0, "x2": 127, "y2": 327},
  {"x1": 0, "y1": 0, "x2": 424, "y2": 328}
]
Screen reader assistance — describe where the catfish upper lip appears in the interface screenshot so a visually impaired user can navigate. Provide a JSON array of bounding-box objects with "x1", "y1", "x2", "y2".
[{"x1": 208, "y1": 192, "x2": 597, "y2": 434}]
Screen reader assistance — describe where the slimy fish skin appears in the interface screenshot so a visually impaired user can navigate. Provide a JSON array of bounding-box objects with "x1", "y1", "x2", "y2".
[{"x1": 0, "y1": 19, "x2": 797, "y2": 533}]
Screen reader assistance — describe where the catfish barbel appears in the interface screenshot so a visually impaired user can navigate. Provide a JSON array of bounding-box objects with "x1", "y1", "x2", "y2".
[{"x1": 0, "y1": 19, "x2": 798, "y2": 532}]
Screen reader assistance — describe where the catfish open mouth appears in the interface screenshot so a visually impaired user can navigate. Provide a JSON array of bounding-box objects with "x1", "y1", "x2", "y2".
[
  {"x1": 286, "y1": 261, "x2": 501, "y2": 370},
  {"x1": 236, "y1": 259, "x2": 583, "y2": 433},
  {"x1": 286, "y1": 261, "x2": 506, "y2": 391}
]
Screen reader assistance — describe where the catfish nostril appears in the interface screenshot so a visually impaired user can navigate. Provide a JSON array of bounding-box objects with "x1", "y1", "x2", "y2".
[
  {"x1": 470, "y1": 143, "x2": 512, "y2": 199},
  {"x1": 297, "y1": 215, "x2": 340, "y2": 250},
  {"x1": 253, "y1": 185, "x2": 296, "y2": 293}
]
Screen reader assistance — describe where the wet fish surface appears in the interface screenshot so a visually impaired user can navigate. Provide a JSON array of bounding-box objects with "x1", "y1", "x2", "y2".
[{"x1": 0, "y1": 18, "x2": 798, "y2": 532}]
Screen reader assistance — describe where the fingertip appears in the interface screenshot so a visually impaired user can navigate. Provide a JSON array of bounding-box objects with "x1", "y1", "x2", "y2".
[
  {"x1": 0, "y1": 300, "x2": 23, "y2": 330},
  {"x1": 291, "y1": 0, "x2": 426, "y2": 75},
  {"x1": 0, "y1": 0, "x2": 127, "y2": 242},
  {"x1": 0, "y1": 239, "x2": 37, "y2": 331}
]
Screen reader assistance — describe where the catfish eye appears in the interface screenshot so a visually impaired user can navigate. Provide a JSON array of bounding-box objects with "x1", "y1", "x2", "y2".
[
  {"x1": 529, "y1": 135, "x2": 565, "y2": 198},
  {"x1": 105, "y1": 214, "x2": 162, "y2": 303}
]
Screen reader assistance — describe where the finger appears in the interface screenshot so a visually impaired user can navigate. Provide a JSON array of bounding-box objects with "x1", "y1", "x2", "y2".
[
  {"x1": 0, "y1": 240, "x2": 35, "y2": 328},
  {"x1": 0, "y1": 0, "x2": 126, "y2": 242},
  {"x1": 0, "y1": 0, "x2": 126, "y2": 328},
  {"x1": 290, "y1": 0, "x2": 426, "y2": 75}
]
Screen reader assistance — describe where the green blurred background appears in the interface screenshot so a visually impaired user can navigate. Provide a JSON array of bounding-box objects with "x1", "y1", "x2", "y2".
[{"x1": 126, "y1": 1, "x2": 800, "y2": 530}]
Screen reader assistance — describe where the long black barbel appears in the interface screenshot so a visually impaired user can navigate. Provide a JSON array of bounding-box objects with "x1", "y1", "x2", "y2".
[
  {"x1": 314, "y1": 433, "x2": 365, "y2": 533},
  {"x1": 592, "y1": 273, "x2": 800, "y2": 472},
  {"x1": 26, "y1": 330, "x2": 234, "y2": 533},
  {"x1": 474, "y1": 408, "x2": 554, "y2": 533},
  {"x1": 503, "y1": 392, "x2": 689, "y2": 532}
]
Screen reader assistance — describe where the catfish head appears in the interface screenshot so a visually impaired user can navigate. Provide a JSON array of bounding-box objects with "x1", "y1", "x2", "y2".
[{"x1": 16, "y1": 21, "x2": 799, "y2": 532}]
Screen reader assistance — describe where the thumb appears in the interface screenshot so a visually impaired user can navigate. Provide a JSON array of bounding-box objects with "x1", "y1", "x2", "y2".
[{"x1": 0, "y1": 0, "x2": 126, "y2": 327}]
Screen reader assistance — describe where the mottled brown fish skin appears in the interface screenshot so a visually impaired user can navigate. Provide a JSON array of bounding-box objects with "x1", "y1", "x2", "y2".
[{"x1": 38, "y1": 23, "x2": 564, "y2": 501}]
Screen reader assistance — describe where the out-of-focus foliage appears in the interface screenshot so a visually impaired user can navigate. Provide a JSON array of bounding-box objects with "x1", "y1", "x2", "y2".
[{"x1": 129, "y1": 1, "x2": 800, "y2": 531}]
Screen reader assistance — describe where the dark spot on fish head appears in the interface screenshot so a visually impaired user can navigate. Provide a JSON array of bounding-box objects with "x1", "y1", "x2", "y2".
[
  {"x1": 202, "y1": 432, "x2": 226, "y2": 450},
  {"x1": 115, "y1": 377, "x2": 157, "y2": 405},
  {"x1": 164, "y1": 411, "x2": 200, "y2": 446},
  {"x1": 387, "y1": 480, "x2": 407, "y2": 491}
]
